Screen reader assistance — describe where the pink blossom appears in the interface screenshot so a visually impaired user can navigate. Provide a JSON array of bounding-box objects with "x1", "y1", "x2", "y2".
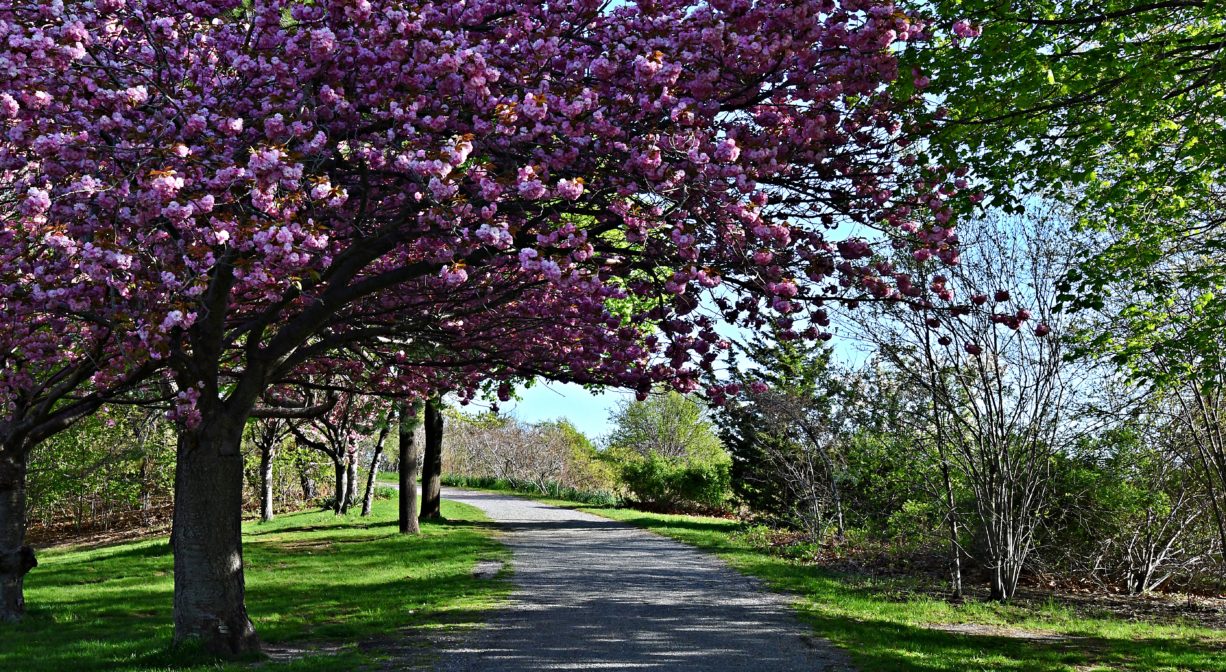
[
  {"x1": 0, "y1": 94, "x2": 18, "y2": 118},
  {"x1": 516, "y1": 166, "x2": 546, "y2": 200},
  {"x1": 440, "y1": 265, "x2": 468, "y2": 286},
  {"x1": 22, "y1": 187, "x2": 51, "y2": 216},
  {"x1": 556, "y1": 178, "x2": 585, "y2": 201},
  {"x1": 714, "y1": 138, "x2": 741, "y2": 162},
  {"x1": 311, "y1": 27, "x2": 337, "y2": 59},
  {"x1": 952, "y1": 20, "x2": 982, "y2": 39}
]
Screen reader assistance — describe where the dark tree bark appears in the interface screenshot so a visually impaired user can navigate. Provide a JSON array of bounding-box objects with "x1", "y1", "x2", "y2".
[
  {"x1": 361, "y1": 416, "x2": 392, "y2": 517},
  {"x1": 398, "y1": 401, "x2": 423, "y2": 534},
  {"x1": 0, "y1": 447, "x2": 35, "y2": 623},
  {"x1": 343, "y1": 455, "x2": 358, "y2": 512},
  {"x1": 421, "y1": 396, "x2": 444, "y2": 521},
  {"x1": 299, "y1": 467, "x2": 317, "y2": 501},
  {"x1": 171, "y1": 417, "x2": 260, "y2": 655},
  {"x1": 332, "y1": 457, "x2": 348, "y2": 515}
]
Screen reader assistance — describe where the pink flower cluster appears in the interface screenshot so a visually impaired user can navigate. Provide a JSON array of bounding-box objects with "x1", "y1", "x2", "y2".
[{"x1": 0, "y1": 0, "x2": 963, "y2": 424}]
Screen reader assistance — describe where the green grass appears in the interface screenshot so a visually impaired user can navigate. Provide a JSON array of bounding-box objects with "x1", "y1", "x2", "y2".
[
  {"x1": 0, "y1": 498, "x2": 509, "y2": 672},
  {"x1": 468, "y1": 484, "x2": 1225, "y2": 672},
  {"x1": 376, "y1": 471, "x2": 403, "y2": 486},
  {"x1": 441, "y1": 474, "x2": 619, "y2": 507}
]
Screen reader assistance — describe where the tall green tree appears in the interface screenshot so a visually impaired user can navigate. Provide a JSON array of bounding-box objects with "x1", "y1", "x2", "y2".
[
  {"x1": 908, "y1": 2, "x2": 1226, "y2": 377},
  {"x1": 715, "y1": 337, "x2": 843, "y2": 531},
  {"x1": 607, "y1": 392, "x2": 723, "y2": 462}
]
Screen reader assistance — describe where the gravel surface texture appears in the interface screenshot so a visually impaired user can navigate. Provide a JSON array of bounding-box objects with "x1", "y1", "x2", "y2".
[{"x1": 431, "y1": 487, "x2": 852, "y2": 671}]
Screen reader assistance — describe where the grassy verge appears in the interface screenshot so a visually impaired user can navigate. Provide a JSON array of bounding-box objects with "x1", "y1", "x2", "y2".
[
  {"x1": 462, "y1": 484, "x2": 1225, "y2": 672},
  {"x1": 440, "y1": 474, "x2": 618, "y2": 507},
  {"x1": 0, "y1": 498, "x2": 509, "y2": 672}
]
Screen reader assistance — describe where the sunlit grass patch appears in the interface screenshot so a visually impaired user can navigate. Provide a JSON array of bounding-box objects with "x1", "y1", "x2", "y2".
[{"x1": 1, "y1": 498, "x2": 508, "y2": 672}]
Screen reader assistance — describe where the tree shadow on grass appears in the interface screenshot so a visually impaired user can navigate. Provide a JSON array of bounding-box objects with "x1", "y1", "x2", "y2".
[
  {"x1": 796, "y1": 610, "x2": 1225, "y2": 672},
  {"x1": 713, "y1": 551, "x2": 1225, "y2": 672},
  {"x1": 2, "y1": 501, "x2": 508, "y2": 672},
  {"x1": 607, "y1": 513, "x2": 740, "y2": 534}
]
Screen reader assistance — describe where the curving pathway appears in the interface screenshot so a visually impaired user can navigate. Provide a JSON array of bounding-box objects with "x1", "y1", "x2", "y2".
[{"x1": 431, "y1": 488, "x2": 852, "y2": 671}]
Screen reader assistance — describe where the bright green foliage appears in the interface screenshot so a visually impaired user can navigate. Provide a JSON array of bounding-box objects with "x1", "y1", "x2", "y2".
[
  {"x1": 909, "y1": 1, "x2": 1226, "y2": 381},
  {"x1": 616, "y1": 452, "x2": 732, "y2": 513},
  {"x1": 607, "y1": 392, "x2": 724, "y2": 461},
  {"x1": 0, "y1": 499, "x2": 508, "y2": 672},
  {"x1": 606, "y1": 392, "x2": 732, "y2": 512},
  {"x1": 27, "y1": 407, "x2": 175, "y2": 531},
  {"x1": 537, "y1": 418, "x2": 618, "y2": 491}
]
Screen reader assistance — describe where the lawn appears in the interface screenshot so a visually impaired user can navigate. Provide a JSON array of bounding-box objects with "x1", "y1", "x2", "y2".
[
  {"x1": 486, "y1": 486, "x2": 1225, "y2": 672},
  {"x1": 0, "y1": 498, "x2": 509, "y2": 672}
]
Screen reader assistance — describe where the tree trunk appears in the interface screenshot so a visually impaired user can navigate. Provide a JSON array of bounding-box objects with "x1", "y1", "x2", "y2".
[
  {"x1": 0, "y1": 448, "x2": 35, "y2": 623},
  {"x1": 399, "y1": 401, "x2": 423, "y2": 534},
  {"x1": 343, "y1": 455, "x2": 358, "y2": 513},
  {"x1": 299, "y1": 467, "x2": 317, "y2": 501},
  {"x1": 361, "y1": 421, "x2": 391, "y2": 517},
  {"x1": 172, "y1": 419, "x2": 260, "y2": 655},
  {"x1": 421, "y1": 397, "x2": 444, "y2": 520},
  {"x1": 259, "y1": 445, "x2": 275, "y2": 523},
  {"x1": 939, "y1": 459, "x2": 963, "y2": 599},
  {"x1": 829, "y1": 469, "x2": 846, "y2": 542},
  {"x1": 332, "y1": 458, "x2": 347, "y2": 515},
  {"x1": 990, "y1": 566, "x2": 1007, "y2": 602}
]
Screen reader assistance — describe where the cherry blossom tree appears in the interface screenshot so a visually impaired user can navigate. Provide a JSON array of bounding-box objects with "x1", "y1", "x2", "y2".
[
  {"x1": 290, "y1": 392, "x2": 391, "y2": 514},
  {"x1": 0, "y1": 235, "x2": 159, "y2": 621},
  {"x1": 1, "y1": 0, "x2": 959, "y2": 653}
]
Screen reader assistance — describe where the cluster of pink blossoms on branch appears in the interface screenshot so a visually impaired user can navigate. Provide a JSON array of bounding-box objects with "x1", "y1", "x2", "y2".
[{"x1": 1, "y1": 0, "x2": 968, "y2": 416}]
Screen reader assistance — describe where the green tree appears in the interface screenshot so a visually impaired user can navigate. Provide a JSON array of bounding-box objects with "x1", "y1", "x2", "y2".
[
  {"x1": 606, "y1": 392, "x2": 731, "y2": 512},
  {"x1": 715, "y1": 337, "x2": 846, "y2": 533},
  {"x1": 908, "y1": 2, "x2": 1226, "y2": 376},
  {"x1": 607, "y1": 392, "x2": 723, "y2": 462}
]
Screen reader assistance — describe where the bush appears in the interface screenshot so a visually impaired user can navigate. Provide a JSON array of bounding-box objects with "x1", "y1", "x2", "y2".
[{"x1": 616, "y1": 452, "x2": 732, "y2": 514}]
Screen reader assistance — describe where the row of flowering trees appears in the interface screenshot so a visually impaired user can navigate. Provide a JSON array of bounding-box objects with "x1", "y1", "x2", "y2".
[{"x1": 0, "y1": 0, "x2": 975, "y2": 654}]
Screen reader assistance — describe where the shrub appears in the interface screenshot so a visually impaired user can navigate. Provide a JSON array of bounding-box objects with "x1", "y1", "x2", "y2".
[{"x1": 616, "y1": 452, "x2": 732, "y2": 514}]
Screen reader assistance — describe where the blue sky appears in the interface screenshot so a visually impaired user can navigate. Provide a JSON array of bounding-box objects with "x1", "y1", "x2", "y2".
[
  {"x1": 461, "y1": 328, "x2": 875, "y2": 444},
  {"x1": 465, "y1": 381, "x2": 636, "y2": 442}
]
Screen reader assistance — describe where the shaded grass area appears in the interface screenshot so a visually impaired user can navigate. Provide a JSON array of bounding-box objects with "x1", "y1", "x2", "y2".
[
  {"x1": 473, "y1": 484, "x2": 1225, "y2": 672},
  {"x1": 0, "y1": 498, "x2": 509, "y2": 672}
]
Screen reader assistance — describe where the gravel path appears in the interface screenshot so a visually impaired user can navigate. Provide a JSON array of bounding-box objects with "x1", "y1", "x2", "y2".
[{"x1": 432, "y1": 488, "x2": 852, "y2": 671}]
